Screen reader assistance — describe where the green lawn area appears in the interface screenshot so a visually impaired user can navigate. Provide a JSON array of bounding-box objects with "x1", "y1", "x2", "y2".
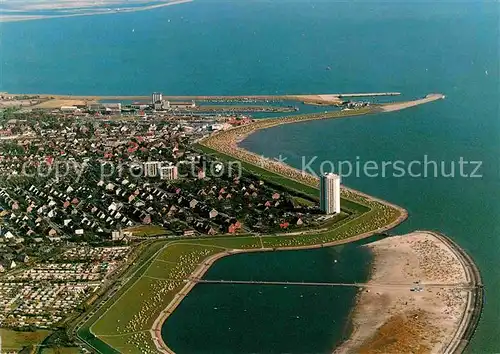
[
  {"x1": 146, "y1": 244, "x2": 222, "y2": 280},
  {"x1": 77, "y1": 241, "x2": 170, "y2": 354},
  {"x1": 154, "y1": 243, "x2": 222, "y2": 263},
  {"x1": 40, "y1": 347, "x2": 82, "y2": 354},
  {"x1": 124, "y1": 225, "x2": 168, "y2": 237},
  {"x1": 292, "y1": 196, "x2": 315, "y2": 207},
  {"x1": 195, "y1": 143, "x2": 320, "y2": 198},
  {"x1": 96, "y1": 332, "x2": 156, "y2": 354},
  {"x1": 91, "y1": 276, "x2": 183, "y2": 335},
  {"x1": 262, "y1": 204, "x2": 400, "y2": 248},
  {"x1": 82, "y1": 236, "x2": 265, "y2": 353},
  {"x1": 144, "y1": 259, "x2": 178, "y2": 279},
  {"x1": 87, "y1": 241, "x2": 243, "y2": 353},
  {"x1": 178, "y1": 236, "x2": 261, "y2": 249},
  {"x1": 0, "y1": 328, "x2": 52, "y2": 351}
]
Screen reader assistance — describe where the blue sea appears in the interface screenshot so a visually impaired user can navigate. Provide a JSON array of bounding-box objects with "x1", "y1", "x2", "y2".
[{"x1": 1, "y1": 0, "x2": 499, "y2": 352}]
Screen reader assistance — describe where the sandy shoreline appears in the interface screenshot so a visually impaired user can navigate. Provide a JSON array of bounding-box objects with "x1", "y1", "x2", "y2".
[{"x1": 336, "y1": 231, "x2": 481, "y2": 354}]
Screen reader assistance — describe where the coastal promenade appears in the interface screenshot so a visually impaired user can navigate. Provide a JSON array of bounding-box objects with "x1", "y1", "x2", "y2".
[{"x1": 199, "y1": 93, "x2": 445, "y2": 196}]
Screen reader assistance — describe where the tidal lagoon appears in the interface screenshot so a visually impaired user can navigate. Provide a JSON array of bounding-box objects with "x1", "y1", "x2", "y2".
[{"x1": 1, "y1": 0, "x2": 498, "y2": 352}]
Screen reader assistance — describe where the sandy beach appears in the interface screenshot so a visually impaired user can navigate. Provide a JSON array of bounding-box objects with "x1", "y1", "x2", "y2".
[{"x1": 336, "y1": 231, "x2": 480, "y2": 354}]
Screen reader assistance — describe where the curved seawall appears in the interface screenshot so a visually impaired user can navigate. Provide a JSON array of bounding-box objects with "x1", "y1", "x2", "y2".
[{"x1": 432, "y1": 232, "x2": 483, "y2": 353}]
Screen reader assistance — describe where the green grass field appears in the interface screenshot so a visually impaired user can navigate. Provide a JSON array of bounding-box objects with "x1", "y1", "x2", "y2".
[
  {"x1": 176, "y1": 236, "x2": 261, "y2": 249},
  {"x1": 0, "y1": 328, "x2": 52, "y2": 351},
  {"x1": 195, "y1": 143, "x2": 321, "y2": 198},
  {"x1": 83, "y1": 239, "x2": 263, "y2": 353},
  {"x1": 40, "y1": 347, "x2": 82, "y2": 354},
  {"x1": 262, "y1": 204, "x2": 399, "y2": 248},
  {"x1": 292, "y1": 196, "x2": 315, "y2": 207},
  {"x1": 76, "y1": 241, "x2": 171, "y2": 354},
  {"x1": 124, "y1": 225, "x2": 168, "y2": 237}
]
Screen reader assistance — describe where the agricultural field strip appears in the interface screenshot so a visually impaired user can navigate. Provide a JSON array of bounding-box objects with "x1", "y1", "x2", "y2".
[
  {"x1": 78, "y1": 241, "x2": 175, "y2": 352},
  {"x1": 98, "y1": 330, "x2": 151, "y2": 338},
  {"x1": 152, "y1": 259, "x2": 177, "y2": 264}
]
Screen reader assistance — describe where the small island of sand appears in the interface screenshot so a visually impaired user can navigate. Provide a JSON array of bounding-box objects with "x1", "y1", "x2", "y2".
[{"x1": 336, "y1": 231, "x2": 482, "y2": 354}]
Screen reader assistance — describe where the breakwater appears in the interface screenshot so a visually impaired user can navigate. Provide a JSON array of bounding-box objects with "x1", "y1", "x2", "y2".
[
  {"x1": 338, "y1": 92, "x2": 400, "y2": 97},
  {"x1": 431, "y1": 232, "x2": 483, "y2": 353}
]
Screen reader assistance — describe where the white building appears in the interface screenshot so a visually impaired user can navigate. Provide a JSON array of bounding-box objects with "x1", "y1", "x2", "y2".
[
  {"x1": 131, "y1": 103, "x2": 150, "y2": 110},
  {"x1": 102, "y1": 103, "x2": 122, "y2": 114},
  {"x1": 111, "y1": 230, "x2": 124, "y2": 241},
  {"x1": 60, "y1": 106, "x2": 78, "y2": 113},
  {"x1": 320, "y1": 173, "x2": 341, "y2": 214},
  {"x1": 160, "y1": 165, "x2": 179, "y2": 180},
  {"x1": 143, "y1": 162, "x2": 178, "y2": 180},
  {"x1": 169, "y1": 101, "x2": 196, "y2": 109},
  {"x1": 152, "y1": 92, "x2": 163, "y2": 104},
  {"x1": 144, "y1": 162, "x2": 160, "y2": 177}
]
